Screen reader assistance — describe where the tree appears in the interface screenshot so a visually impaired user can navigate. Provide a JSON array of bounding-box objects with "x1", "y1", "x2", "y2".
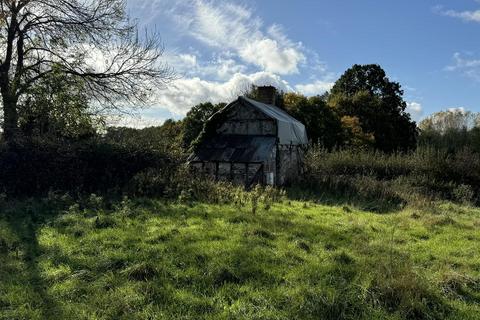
[
  {"x1": 18, "y1": 66, "x2": 101, "y2": 139},
  {"x1": 340, "y1": 115, "x2": 375, "y2": 149},
  {"x1": 328, "y1": 64, "x2": 417, "y2": 152},
  {"x1": 104, "y1": 119, "x2": 185, "y2": 158},
  {"x1": 419, "y1": 109, "x2": 478, "y2": 133},
  {"x1": 182, "y1": 102, "x2": 225, "y2": 148},
  {"x1": 418, "y1": 110, "x2": 480, "y2": 153},
  {"x1": 283, "y1": 92, "x2": 342, "y2": 149},
  {"x1": 0, "y1": 0, "x2": 173, "y2": 143}
]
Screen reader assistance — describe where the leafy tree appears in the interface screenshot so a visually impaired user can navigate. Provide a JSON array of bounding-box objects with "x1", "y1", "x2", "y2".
[
  {"x1": 283, "y1": 93, "x2": 342, "y2": 149},
  {"x1": 0, "y1": 0, "x2": 173, "y2": 143},
  {"x1": 419, "y1": 110, "x2": 479, "y2": 133},
  {"x1": 340, "y1": 115, "x2": 375, "y2": 149},
  {"x1": 182, "y1": 102, "x2": 225, "y2": 148},
  {"x1": 18, "y1": 67, "x2": 101, "y2": 140},
  {"x1": 328, "y1": 64, "x2": 417, "y2": 152},
  {"x1": 104, "y1": 119, "x2": 185, "y2": 159},
  {"x1": 418, "y1": 110, "x2": 480, "y2": 153}
]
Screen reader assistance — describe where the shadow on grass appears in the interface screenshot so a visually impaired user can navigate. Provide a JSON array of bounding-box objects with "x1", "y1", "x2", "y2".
[{"x1": 3, "y1": 201, "x2": 65, "y2": 319}]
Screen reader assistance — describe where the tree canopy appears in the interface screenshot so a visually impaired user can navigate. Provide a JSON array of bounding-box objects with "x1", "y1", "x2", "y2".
[
  {"x1": 182, "y1": 102, "x2": 226, "y2": 148},
  {"x1": 0, "y1": 0, "x2": 173, "y2": 142},
  {"x1": 18, "y1": 67, "x2": 100, "y2": 140},
  {"x1": 328, "y1": 64, "x2": 417, "y2": 152},
  {"x1": 418, "y1": 110, "x2": 480, "y2": 153},
  {"x1": 283, "y1": 93, "x2": 342, "y2": 149}
]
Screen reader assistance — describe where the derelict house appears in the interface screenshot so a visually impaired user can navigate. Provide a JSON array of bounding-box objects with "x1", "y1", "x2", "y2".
[{"x1": 188, "y1": 86, "x2": 308, "y2": 187}]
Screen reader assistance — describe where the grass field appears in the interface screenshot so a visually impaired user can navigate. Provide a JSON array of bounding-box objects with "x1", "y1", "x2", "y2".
[{"x1": 1, "y1": 196, "x2": 479, "y2": 319}]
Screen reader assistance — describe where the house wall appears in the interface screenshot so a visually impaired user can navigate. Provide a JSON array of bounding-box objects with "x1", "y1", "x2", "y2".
[
  {"x1": 191, "y1": 161, "x2": 264, "y2": 187},
  {"x1": 218, "y1": 163, "x2": 231, "y2": 181},
  {"x1": 232, "y1": 163, "x2": 246, "y2": 185},
  {"x1": 217, "y1": 102, "x2": 277, "y2": 136},
  {"x1": 277, "y1": 145, "x2": 305, "y2": 186},
  {"x1": 247, "y1": 163, "x2": 263, "y2": 185},
  {"x1": 264, "y1": 147, "x2": 276, "y2": 185}
]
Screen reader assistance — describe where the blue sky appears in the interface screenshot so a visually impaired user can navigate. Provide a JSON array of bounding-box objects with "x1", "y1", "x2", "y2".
[{"x1": 122, "y1": 0, "x2": 480, "y2": 127}]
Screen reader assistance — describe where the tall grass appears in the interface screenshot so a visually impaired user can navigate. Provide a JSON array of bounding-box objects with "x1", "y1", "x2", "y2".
[{"x1": 301, "y1": 146, "x2": 480, "y2": 210}]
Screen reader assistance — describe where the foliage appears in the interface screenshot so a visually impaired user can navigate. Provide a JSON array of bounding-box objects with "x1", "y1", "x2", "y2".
[
  {"x1": 172, "y1": 169, "x2": 286, "y2": 211},
  {"x1": 0, "y1": 0, "x2": 173, "y2": 142},
  {"x1": 182, "y1": 102, "x2": 226, "y2": 148},
  {"x1": 18, "y1": 68, "x2": 102, "y2": 140},
  {"x1": 283, "y1": 93, "x2": 343, "y2": 148},
  {"x1": 328, "y1": 64, "x2": 418, "y2": 152},
  {"x1": 419, "y1": 110, "x2": 480, "y2": 153},
  {"x1": 302, "y1": 145, "x2": 480, "y2": 210},
  {"x1": 419, "y1": 110, "x2": 480, "y2": 133},
  {"x1": 340, "y1": 115, "x2": 375, "y2": 149},
  {"x1": 0, "y1": 138, "x2": 178, "y2": 197},
  {"x1": 1, "y1": 197, "x2": 479, "y2": 319},
  {"x1": 104, "y1": 120, "x2": 186, "y2": 159}
]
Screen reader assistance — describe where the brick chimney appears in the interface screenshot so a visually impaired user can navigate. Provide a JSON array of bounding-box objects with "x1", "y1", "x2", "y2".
[{"x1": 256, "y1": 86, "x2": 277, "y2": 105}]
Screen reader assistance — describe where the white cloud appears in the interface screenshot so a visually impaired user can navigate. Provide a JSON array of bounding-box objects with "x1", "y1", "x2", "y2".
[
  {"x1": 241, "y1": 39, "x2": 305, "y2": 74},
  {"x1": 406, "y1": 102, "x2": 424, "y2": 121},
  {"x1": 171, "y1": 0, "x2": 305, "y2": 75},
  {"x1": 438, "y1": 6, "x2": 480, "y2": 23},
  {"x1": 445, "y1": 52, "x2": 480, "y2": 81},
  {"x1": 295, "y1": 80, "x2": 334, "y2": 96},
  {"x1": 176, "y1": 53, "x2": 197, "y2": 68},
  {"x1": 154, "y1": 71, "x2": 291, "y2": 115},
  {"x1": 446, "y1": 52, "x2": 480, "y2": 70},
  {"x1": 164, "y1": 50, "x2": 250, "y2": 81},
  {"x1": 163, "y1": 52, "x2": 198, "y2": 73},
  {"x1": 213, "y1": 57, "x2": 247, "y2": 79},
  {"x1": 198, "y1": 54, "x2": 248, "y2": 80},
  {"x1": 123, "y1": 0, "x2": 333, "y2": 125}
]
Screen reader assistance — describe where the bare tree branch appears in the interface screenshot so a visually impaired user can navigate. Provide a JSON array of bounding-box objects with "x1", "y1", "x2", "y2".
[{"x1": 0, "y1": 0, "x2": 174, "y2": 141}]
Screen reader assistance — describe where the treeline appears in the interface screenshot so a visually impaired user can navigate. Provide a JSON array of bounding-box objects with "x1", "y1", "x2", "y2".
[
  {"x1": 1, "y1": 0, "x2": 477, "y2": 207},
  {"x1": 1, "y1": 63, "x2": 480, "y2": 207},
  {"x1": 418, "y1": 110, "x2": 480, "y2": 153}
]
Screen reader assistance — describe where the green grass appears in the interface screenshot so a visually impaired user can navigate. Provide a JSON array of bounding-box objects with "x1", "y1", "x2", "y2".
[{"x1": 1, "y1": 197, "x2": 479, "y2": 319}]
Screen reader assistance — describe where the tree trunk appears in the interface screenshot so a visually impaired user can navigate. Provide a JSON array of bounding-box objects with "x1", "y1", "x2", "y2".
[{"x1": 2, "y1": 93, "x2": 19, "y2": 143}]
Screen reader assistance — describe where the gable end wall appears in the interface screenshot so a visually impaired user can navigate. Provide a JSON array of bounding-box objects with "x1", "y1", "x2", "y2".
[{"x1": 217, "y1": 102, "x2": 277, "y2": 136}]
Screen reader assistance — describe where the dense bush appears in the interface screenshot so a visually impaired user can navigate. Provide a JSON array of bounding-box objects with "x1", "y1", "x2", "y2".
[
  {"x1": 0, "y1": 136, "x2": 286, "y2": 210},
  {"x1": 0, "y1": 138, "x2": 180, "y2": 196},
  {"x1": 302, "y1": 145, "x2": 480, "y2": 209}
]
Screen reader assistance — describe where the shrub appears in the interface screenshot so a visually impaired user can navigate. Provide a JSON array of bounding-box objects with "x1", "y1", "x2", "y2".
[
  {"x1": 303, "y1": 145, "x2": 480, "y2": 207},
  {"x1": 170, "y1": 169, "x2": 286, "y2": 210},
  {"x1": 126, "y1": 168, "x2": 171, "y2": 197},
  {"x1": 0, "y1": 137, "x2": 180, "y2": 197},
  {"x1": 452, "y1": 184, "x2": 475, "y2": 205}
]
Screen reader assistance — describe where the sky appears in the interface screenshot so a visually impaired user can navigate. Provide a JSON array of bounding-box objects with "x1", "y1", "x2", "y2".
[{"x1": 120, "y1": 0, "x2": 480, "y2": 127}]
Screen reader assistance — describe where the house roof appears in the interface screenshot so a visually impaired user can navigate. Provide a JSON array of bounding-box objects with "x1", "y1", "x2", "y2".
[
  {"x1": 236, "y1": 97, "x2": 308, "y2": 145},
  {"x1": 189, "y1": 135, "x2": 276, "y2": 163}
]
